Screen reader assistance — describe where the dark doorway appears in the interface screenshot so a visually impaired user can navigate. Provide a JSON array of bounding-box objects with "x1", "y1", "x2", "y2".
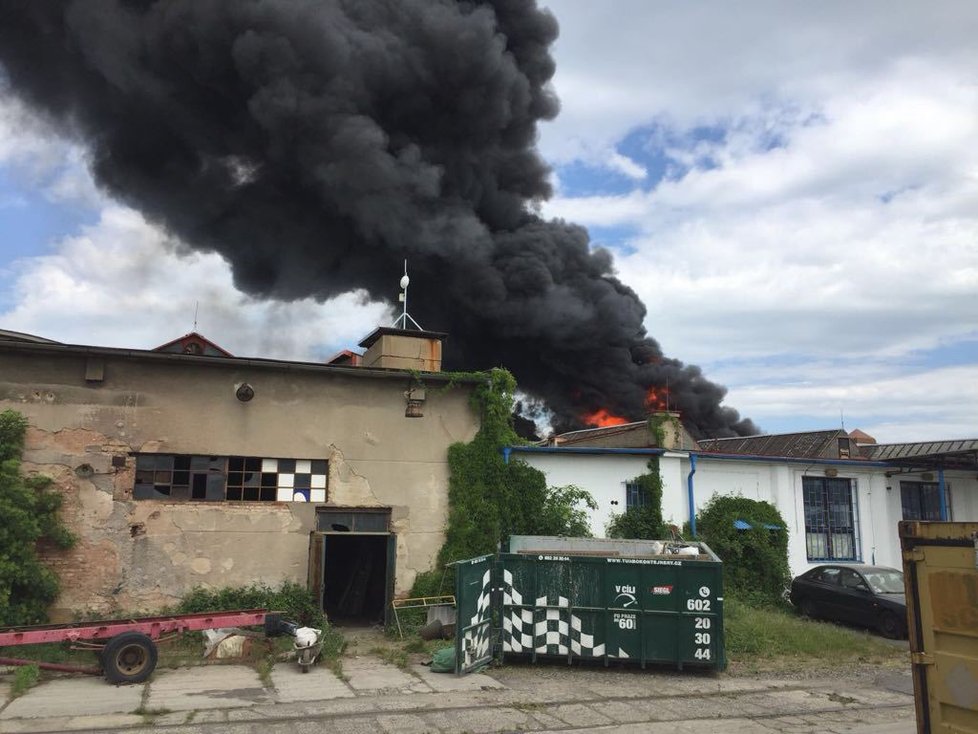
[{"x1": 322, "y1": 534, "x2": 389, "y2": 623}]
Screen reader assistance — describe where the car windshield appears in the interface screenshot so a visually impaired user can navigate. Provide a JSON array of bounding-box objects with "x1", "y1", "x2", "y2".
[{"x1": 862, "y1": 570, "x2": 904, "y2": 594}]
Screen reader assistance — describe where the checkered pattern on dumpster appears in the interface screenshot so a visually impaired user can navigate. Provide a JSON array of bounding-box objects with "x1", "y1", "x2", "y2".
[
  {"x1": 501, "y1": 569, "x2": 629, "y2": 658},
  {"x1": 461, "y1": 567, "x2": 493, "y2": 670}
]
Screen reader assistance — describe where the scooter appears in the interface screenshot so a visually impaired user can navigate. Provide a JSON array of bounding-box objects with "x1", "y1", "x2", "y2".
[
  {"x1": 292, "y1": 626, "x2": 322, "y2": 673},
  {"x1": 269, "y1": 617, "x2": 323, "y2": 673}
]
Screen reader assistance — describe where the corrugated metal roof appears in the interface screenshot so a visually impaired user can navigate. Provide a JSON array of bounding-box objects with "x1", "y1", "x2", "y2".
[
  {"x1": 865, "y1": 439, "x2": 978, "y2": 460},
  {"x1": 552, "y1": 421, "x2": 647, "y2": 445},
  {"x1": 0, "y1": 328, "x2": 61, "y2": 344},
  {"x1": 698, "y1": 430, "x2": 845, "y2": 459}
]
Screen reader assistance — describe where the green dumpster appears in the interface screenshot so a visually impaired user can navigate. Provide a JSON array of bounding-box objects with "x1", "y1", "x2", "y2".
[{"x1": 491, "y1": 536, "x2": 725, "y2": 671}]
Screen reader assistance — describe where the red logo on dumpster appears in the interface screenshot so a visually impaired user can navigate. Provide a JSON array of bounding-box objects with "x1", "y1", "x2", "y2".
[{"x1": 651, "y1": 585, "x2": 673, "y2": 595}]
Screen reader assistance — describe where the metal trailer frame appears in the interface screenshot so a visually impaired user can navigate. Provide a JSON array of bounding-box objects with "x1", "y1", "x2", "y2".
[{"x1": 0, "y1": 609, "x2": 278, "y2": 684}]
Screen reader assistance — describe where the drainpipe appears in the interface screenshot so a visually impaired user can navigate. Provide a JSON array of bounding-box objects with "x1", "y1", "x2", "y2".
[
  {"x1": 938, "y1": 468, "x2": 948, "y2": 520},
  {"x1": 687, "y1": 453, "x2": 698, "y2": 537}
]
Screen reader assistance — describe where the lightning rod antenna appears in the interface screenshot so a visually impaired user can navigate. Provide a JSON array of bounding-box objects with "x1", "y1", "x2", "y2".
[{"x1": 392, "y1": 259, "x2": 423, "y2": 330}]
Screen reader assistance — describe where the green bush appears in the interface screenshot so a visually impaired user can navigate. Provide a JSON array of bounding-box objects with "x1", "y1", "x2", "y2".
[
  {"x1": 176, "y1": 580, "x2": 325, "y2": 628},
  {"x1": 535, "y1": 485, "x2": 597, "y2": 538},
  {"x1": 11, "y1": 663, "x2": 40, "y2": 697},
  {"x1": 0, "y1": 410, "x2": 75, "y2": 626},
  {"x1": 694, "y1": 495, "x2": 790, "y2": 607}
]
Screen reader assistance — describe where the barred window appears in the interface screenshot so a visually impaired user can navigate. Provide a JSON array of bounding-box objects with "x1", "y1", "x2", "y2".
[
  {"x1": 134, "y1": 454, "x2": 327, "y2": 502},
  {"x1": 802, "y1": 476, "x2": 859, "y2": 561},
  {"x1": 900, "y1": 481, "x2": 948, "y2": 521},
  {"x1": 625, "y1": 481, "x2": 648, "y2": 510}
]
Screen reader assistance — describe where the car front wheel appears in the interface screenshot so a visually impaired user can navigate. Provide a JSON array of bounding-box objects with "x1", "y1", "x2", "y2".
[{"x1": 878, "y1": 610, "x2": 905, "y2": 639}]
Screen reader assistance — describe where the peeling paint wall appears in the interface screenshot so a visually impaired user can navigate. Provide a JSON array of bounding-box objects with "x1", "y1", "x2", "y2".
[{"x1": 0, "y1": 346, "x2": 479, "y2": 620}]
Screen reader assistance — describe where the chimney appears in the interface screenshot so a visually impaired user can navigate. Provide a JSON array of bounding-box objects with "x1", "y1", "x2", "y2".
[
  {"x1": 649, "y1": 411, "x2": 686, "y2": 450},
  {"x1": 357, "y1": 327, "x2": 447, "y2": 372}
]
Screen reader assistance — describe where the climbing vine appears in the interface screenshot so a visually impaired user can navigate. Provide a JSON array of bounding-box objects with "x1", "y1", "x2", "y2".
[
  {"x1": 604, "y1": 413, "x2": 675, "y2": 540},
  {"x1": 411, "y1": 368, "x2": 595, "y2": 597},
  {"x1": 605, "y1": 457, "x2": 668, "y2": 540},
  {"x1": 0, "y1": 410, "x2": 75, "y2": 626}
]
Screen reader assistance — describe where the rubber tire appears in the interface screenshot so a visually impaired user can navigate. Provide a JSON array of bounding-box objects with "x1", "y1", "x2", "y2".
[
  {"x1": 799, "y1": 598, "x2": 818, "y2": 619},
  {"x1": 878, "y1": 611, "x2": 904, "y2": 640},
  {"x1": 102, "y1": 632, "x2": 158, "y2": 685}
]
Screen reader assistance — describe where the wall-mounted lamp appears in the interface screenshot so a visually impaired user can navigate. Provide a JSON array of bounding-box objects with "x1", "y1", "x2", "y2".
[
  {"x1": 235, "y1": 383, "x2": 255, "y2": 402},
  {"x1": 824, "y1": 467, "x2": 838, "y2": 478},
  {"x1": 921, "y1": 472, "x2": 934, "y2": 482},
  {"x1": 886, "y1": 485, "x2": 892, "y2": 492},
  {"x1": 405, "y1": 386, "x2": 426, "y2": 418}
]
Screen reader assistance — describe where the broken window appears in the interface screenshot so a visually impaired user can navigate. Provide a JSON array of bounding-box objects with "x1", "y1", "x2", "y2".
[
  {"x1": 133, "y1": 454, "x2": 327, "y2": 502},
  {"x1": 317, "y1": 508, "x2": 390, "y2": 533}
]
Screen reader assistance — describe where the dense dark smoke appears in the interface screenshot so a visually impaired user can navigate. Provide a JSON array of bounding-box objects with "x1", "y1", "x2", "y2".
[{"x1": 0, "y1": 0, "x2": 757, "y2": 438}]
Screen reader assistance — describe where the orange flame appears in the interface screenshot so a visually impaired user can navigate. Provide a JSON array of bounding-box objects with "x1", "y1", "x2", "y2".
[
  {"x1": 645, "y1": 386, "x2": 668, "y2": 412},
  {"x1": 582, "y1": 408, "x2": 630, "y2": 428}
]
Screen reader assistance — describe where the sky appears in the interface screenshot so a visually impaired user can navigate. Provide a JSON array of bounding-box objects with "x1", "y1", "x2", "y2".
[{"x1": 1, "y1": 1, "x2": 976, "y2": 443}]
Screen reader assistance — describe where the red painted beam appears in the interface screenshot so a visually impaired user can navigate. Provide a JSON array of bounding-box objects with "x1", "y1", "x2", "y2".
[{"x1": 0, "y1": 609, "x2": 271, "y2": 647}]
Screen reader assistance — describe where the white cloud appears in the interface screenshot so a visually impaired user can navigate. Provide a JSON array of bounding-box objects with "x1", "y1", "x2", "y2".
[
  {"x1": 726, "y1": 364, "x2": 978, "y2": 443},
  {"x1": 538, "y1": 1, "x2": 978, "y2": 166},
  {"x1": 547, "y1": 65, "x2": 978, "y2": 366},
  {"x1": 536, "y1": 1, "x2": 978, "y2": 441},
  {"x1": 1, "y1": 205, "x2": 391, "y2": 360},
  {"x1": 0, "y1": 96, "x2": 72, "y2": 176},
  {"x1": 607, "y1": 152, "x2": 647, "y2": 180}
]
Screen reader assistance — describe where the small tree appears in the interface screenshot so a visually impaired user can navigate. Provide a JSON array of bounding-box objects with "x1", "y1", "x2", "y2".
[
  {"x1": 535, "y1": 485, "x2": 597, "y2": 538},
  {"x1": 694, "y1": 495, "x2": 789, "y2": 607},
  {"x1": 0, "y1": 410, "x2": 75, "y2": 626}
]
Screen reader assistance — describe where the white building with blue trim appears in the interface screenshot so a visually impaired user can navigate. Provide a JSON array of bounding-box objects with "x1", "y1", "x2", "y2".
[{"x1": 505, "y1": 417, "x2": 978, "y2": 577}]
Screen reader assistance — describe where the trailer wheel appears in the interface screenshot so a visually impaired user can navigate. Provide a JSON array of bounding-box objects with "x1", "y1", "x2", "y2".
[{"x1": 102, "y1": 632, "x2": 158, "y2": 684}]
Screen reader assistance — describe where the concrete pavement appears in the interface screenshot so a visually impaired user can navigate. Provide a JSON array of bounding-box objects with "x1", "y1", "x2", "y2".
[{"x1": 0, "y1": 655, "x2": 916, "y2": 734}]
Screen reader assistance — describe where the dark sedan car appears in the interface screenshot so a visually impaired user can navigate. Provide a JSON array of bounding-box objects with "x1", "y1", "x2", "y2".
[{"x1": 789, "y1": 564, "x2": 907, "y2": 638}]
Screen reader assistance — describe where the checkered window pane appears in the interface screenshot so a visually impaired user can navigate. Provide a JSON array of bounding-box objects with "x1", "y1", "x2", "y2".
[{"x1": 135, "y1": 454, "x2": 327, "y2": 503}]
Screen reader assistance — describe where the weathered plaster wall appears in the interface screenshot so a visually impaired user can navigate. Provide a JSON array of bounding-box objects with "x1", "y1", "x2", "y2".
[{"x1": 0, "y1": 346, "x2": 479, "y2": 619}]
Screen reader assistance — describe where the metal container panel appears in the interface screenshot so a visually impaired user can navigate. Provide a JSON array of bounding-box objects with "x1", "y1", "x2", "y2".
[
  {"x1": 900, "y1": 521, "x2": 978, "y2": 734},
  {"x1": 453, "y1": 554, "x2": 494, "y2": 674},
  {"x1": 498, "y1": 550, "x2": 724, "y2": 670},
  {"x1": 507, "y1": 535, "x2": 719, "y2": 560}
]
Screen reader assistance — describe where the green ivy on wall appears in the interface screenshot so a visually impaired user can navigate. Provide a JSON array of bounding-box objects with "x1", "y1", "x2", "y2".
[
  {"x1": 0, "y1": 410, "x2": 75, "y2": 626},
  {"x1": 411, "y1": 368, "x2": 595, "y2": 598},
  {"x1": 605, "y1": 457, "x2": 668, "y2": 540}
]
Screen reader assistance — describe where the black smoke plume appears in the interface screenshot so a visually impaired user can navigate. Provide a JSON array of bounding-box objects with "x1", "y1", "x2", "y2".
[{"x1": 0, "y1": 0, "x2": 757, "y2": 438}]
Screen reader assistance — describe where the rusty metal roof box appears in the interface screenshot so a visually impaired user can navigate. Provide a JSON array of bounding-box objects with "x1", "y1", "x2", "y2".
[{"x1": 358, "y1": 327, "x2": 448, "y2": 373}]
